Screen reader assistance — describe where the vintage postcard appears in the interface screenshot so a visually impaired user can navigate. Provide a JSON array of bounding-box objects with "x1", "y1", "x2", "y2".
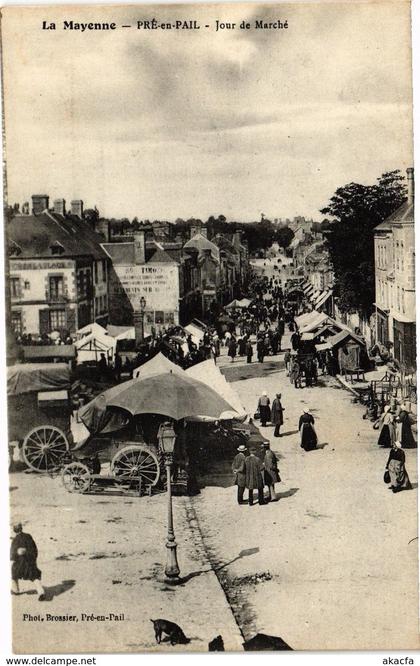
[{"x1": 1, "y1": 0, "x2": 417, "y2": 654}]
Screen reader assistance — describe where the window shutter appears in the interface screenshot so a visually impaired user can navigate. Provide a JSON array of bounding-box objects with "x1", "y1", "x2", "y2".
[
  {"x1": 39, "y1": 309, "x2": 50, "y2": 335},
  {"x1": 66, "y1": 307, "x2": 76, "y2": 334}
]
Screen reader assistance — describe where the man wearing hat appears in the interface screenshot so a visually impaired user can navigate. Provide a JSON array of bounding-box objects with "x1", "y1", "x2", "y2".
[
  {"x1": 262, "y1": 441, "x2": 281, "y2": 501},
  {"x1": 10, "y1": 522, "x2": 46, "y2": 601},
  {"x1": 232, "y1": 445, "x2": 247, "y2": 504},
  {"x1": 271, "y1": 393, "x2": 285, "y2": 437},
  {"x1": 245, "y1": 448, "x2": 265, "y2": 506}
]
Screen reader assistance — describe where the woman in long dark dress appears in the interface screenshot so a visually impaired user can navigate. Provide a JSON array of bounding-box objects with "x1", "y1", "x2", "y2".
[
  {"x1": 375, "y1": 405, "x2": 395, "y2": 448},
  {"x1": 299, "y1": 409, "x2": 318, "y2": 451},
  {"x1": 258, "y1": 391, "x2": 271, "y2": 427},
  {"x1": 385, "y1": 441, "x2": 412, "y2": 492},
  {"x1": 395, "y1": 409, "x2": 416, "y2": 449},
  {"x1": 10, "y1": 523, "x2": 45, "y2": 600}
]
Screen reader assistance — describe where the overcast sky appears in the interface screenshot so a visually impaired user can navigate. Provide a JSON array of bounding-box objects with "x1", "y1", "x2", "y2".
[{"x1": 2, "y1": 1, "x2": 413, "y2": 222}]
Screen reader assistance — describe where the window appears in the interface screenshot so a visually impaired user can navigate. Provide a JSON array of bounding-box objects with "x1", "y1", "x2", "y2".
[
  {"x1": 402, "y1": 288, "x2": 405, "y2": 314},
  {"x1": 24, "y1": 280, "x2": 30, "y2": 290},
  {"x1": 11, "y1": 311, "x2": 22, "y2": 334},
  {"x1": 155, "y1": 311, "x2": 164, "y2": 325},
  {"x1": 49, "y1": 309, "x2": 66, "y2": 330},
  {"x1": 50, "y1": 241, "x2": 64, "y2": 255},
  {"x1": 10, "y1": 277, "x2": 20, "y2": 298},
  {"x1": 164, "y1": 312, "x2": 175, "y2": 325},
  {"x1": 49, "y1": 276, "x2": 64, "y2": 298},
  {"x1": 77, "y1": 271, "x2": 86, "y2": 297},
  {"x1": 102, "y1": 259, "x2": 107, "y2": 282},
  {"x1": 94, "y1": 262, "x2": 98, "y2": 284},
  {"x1": 396, "y1": 242, "x2": 400, "y2": 270},
  {"x1": 401, "y1": 242, "x2": 404, "y2": 272}
]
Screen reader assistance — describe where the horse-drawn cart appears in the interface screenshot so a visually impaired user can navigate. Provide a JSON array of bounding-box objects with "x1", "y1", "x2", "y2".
[
  {"x1": 8, "y1": 363, "x2": 73, "y2": 472},
  {"x1": 60, "y1": 432, "x2": 162, "y2": 495}
]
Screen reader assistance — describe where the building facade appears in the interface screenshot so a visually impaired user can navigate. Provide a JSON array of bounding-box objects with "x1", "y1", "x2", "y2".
[
  {"x1": 374, "y1": 168, "x2": 416, "y2": 371},
  {"x1": 103, "y1": 231, "x2": 181, "y2": 334},
  {"x1": 8, "y1": 195, "x2": 110, "y2": 337}
]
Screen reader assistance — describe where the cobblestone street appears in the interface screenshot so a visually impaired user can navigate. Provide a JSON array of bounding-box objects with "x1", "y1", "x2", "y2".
[{"x1": 191, "y1": 340, "x2": 419, "y2": 649}]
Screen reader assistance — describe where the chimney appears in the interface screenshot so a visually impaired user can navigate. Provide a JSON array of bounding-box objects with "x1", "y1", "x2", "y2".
[
  {"x1": 233, "y1": 230, "x2": 242, "y2": 250},
  {"x1": 95, "y1": 219, "x2": 110, "y2": 243},
  {"x1": 31, "y1": 194, "x2": 49, "y2": 215},
  {"x1": 71, "y1": 199, "x2": 84, "y2": 218},
  {"x1": 134, "y1": 231, "x2": 146, "y2": 265},
  {"x1": 53, "y1": 198, "x2": 66, "y2": 216},
  {"x1": 201, "y1": 226, "x2": 208, "y2": 239},
  {"x1": 407, "y1": 167, "x2": 414, "y2": 204},
  {"x1": 190, "y1": 226, "x2": 197, "y2": 239}
]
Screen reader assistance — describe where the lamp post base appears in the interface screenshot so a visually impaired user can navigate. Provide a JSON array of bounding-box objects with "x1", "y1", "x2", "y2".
[{"x1": 165, "y1": 539, "x2": 180, "y2": 582}]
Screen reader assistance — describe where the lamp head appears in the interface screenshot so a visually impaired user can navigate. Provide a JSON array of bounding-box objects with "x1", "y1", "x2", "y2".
[{"x1": 158, "y1": 421, "x2": 177, "y2": 455}]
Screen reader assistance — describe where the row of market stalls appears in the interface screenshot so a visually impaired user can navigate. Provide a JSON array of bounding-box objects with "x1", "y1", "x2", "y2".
[
  {"x1": 301, "y1": 280, "x2": 334, "y2": 317},
  {"x1": 294, "y1": 309, "x2": 370, "y2": 373},
  {"x1": 17, "y1": 319, "x2": 211, "y2": 368}
]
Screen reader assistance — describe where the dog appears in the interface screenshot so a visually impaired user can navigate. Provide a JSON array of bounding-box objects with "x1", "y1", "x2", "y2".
[
  {"x1": 150, "y1": 619, "x2": 191, "y2": 645},
  {"x1": 208, "y1": 635, "x2": 225, "y2": 651}
]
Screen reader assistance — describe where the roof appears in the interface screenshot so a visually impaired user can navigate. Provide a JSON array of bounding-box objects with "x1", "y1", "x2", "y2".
[
  {"x1": 374, "y1": 197, "x2": 414, "y2": 232},
  {"x1": 8, "y1": 211, "x2": 108, "y2": 260},
  {"x1": 74, "y1": 331, "x2": 115, "y2": 352},
  {"x1": 186, "y1": 359, "x2": 246, "y2": 418},
  {"x1": 7, "y1": 362, "x2": 71, "y2": 394},
  {"x1": 77, "y1": 322, "x2": 108, "y2": 337},
  {"x1": 102, "y1": 241, "x2": 177, "y2": 266},
  {"x1": 132, "y1": 352, "x2": 183, "y2": 379},
  {"x1": 327, "y1": 329, "x2": 365, "y2": 348},
  {"x1": 148, "y1": 248, "x2": 178, "y2": 264},
  {"x1": 23, "y1": 345, "x2": 76, "y2": 360},
  {"x1": 183, "y1": 233, "x2": 220, "y2": 261},
  {"x1": 314, "y1": 289, "x2": 333, "y2": 309}
]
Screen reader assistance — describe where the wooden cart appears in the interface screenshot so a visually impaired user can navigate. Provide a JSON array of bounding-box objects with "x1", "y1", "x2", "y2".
[{"x1": 8, "y1": 363, "x2": 73, "y2": 472}]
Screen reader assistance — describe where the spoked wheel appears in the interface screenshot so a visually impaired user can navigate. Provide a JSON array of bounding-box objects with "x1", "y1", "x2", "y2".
[
  {"x1": 111, "y1": 445, "x2": 160, "y2": 487},
  {"x1": 22, "y1": 426, "x2": 69, "y2": 472},
  {"x1": 61, "y1": 462, "x2": 91, "y2": 493}
]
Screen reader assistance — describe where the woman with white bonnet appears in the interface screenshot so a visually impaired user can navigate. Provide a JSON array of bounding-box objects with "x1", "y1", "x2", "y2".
[
  {"x1": 257, "y1": 391, "x2": 271, "y2": 427},
  {"x1": 385, "y1": 440, "x2": 412, "y2": 493},
  {"x1": 374, "y1": 404, "x2": 395, "y2": 448},
  {"x1": 298, "y1": 408, "x2": 318, "y2": 451}
]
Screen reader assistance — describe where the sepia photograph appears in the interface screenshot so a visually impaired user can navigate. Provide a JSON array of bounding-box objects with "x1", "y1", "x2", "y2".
[{"x1": 0, "y1": 0, "x2": 417, "y2": 655}]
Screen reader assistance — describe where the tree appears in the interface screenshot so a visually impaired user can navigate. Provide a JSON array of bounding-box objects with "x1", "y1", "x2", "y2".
[
  {"x1": 275, "y1": 226, "x2": 294, "y2": 249},
  {"x1": 320, "y1": 170, "x2": 407, "y2": 315}
]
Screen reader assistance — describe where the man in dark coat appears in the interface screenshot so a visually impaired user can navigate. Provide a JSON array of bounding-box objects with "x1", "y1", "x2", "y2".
[
  {"x1": 262, "y1": 442, "x2": 280, "y2": 501},
  {"x1": 246, "y1": 340, "x2": 253, "y2": 364},
  {"x1": 257, "y1": 338, "x2": 265, "y2": 363},
  {"x1": 245, "y1": 448, "x2": 265, "y2": 506},
  {"x1": 11, "y1": 523, "x2": 45, "y2": 600},
  {"x1": 228, "y1": 338, "x2": 237, "y2": 363},
  {"x1": 232, "y1": 445, "x2": 247, "y2": 504},
  {"x1": 271, "y1": 393, "x2": 284, "y2": 437}
]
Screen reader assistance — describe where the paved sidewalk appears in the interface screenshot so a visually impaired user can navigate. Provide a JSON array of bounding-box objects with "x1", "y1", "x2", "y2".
[{"x1": 10, "y1": 473, "x2": 243, "y2": 653}]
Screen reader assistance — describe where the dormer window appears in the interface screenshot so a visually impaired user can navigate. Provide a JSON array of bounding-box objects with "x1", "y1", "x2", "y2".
[
  {"x1": 9, "y1": 240, "x2": 22, "y2": 256},
  {"x1": 50, "y1": 241, "x2": 65, "y2": 255}
]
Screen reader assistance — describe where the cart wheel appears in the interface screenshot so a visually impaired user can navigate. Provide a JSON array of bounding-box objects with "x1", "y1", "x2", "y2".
[
  {"x1": 22, "y1": 426, "x2": 69, "y2": 473},
  {"x1": 61, "y1": 462, "x2": 91, "y2": 493},
  {"x1": 111, "y1": 445, "x2": 160, "y2": 487}
]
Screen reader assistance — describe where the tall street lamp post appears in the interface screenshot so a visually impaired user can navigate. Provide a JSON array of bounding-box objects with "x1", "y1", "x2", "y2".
[
  {"x1": 158, "y1": 422, "x2": 180, "y2": 582},
  {"x1": 134, "y1": 296, "x2": 147, "y2": 347}
]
